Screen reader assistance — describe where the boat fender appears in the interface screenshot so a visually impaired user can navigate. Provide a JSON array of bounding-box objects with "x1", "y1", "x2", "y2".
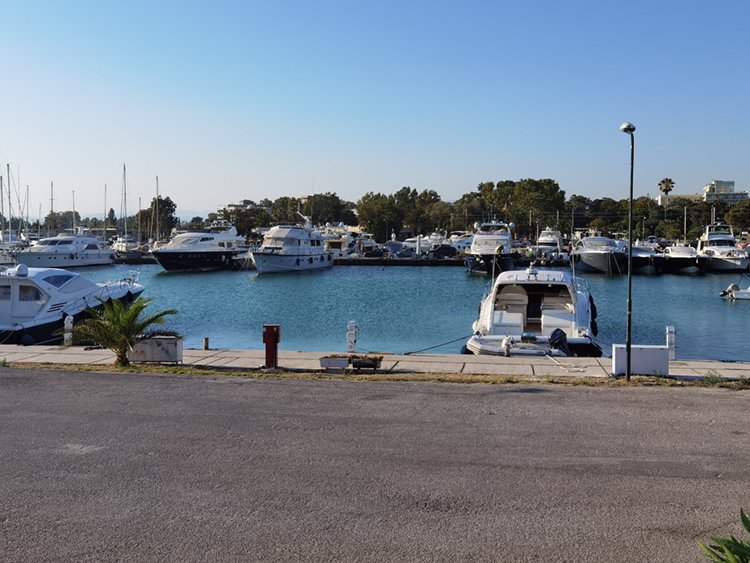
[
  {"x1": 20, "y1": 332, "x2": 35, "y2": 346},
  {"x1": 548, "y1": 328, "x2": 574, "y2": 356},
  {"x1": 589, "y1": 295, "x2": 598, "y2": 320},
  {"x1": 591, "y1": 319, "x2": 598, "y2": 337}
]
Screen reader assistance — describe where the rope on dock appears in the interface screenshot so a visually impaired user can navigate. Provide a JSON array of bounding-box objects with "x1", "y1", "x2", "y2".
[
  {"x1": 404, "y1": 335, "x2": 474, "y2": 356},
  {"x1": 543, "y1": 354, "x2": 586, "y2": 373}
]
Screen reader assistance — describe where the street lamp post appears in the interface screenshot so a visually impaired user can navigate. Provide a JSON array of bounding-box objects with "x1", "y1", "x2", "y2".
[{"x1": 620, "y1": 122, "x2": 636, "y2": 381}]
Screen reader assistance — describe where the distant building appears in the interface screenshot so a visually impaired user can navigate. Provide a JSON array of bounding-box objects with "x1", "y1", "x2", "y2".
[
  {"x1": 701, "y1": 180, "x2": 748, "y2": 204},
  {"x1": 218, "y1": 199, "x2": 271, "y2": 216},
  {"x1": 655, "y1": 180, "x2": 748, "y2": 206},
  {"x1": 656, "y1": 192, "x2": 702, "y2": 205}
]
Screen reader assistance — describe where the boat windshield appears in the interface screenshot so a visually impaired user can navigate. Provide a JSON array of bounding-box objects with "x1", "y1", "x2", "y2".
[
  {"x1": 40, "y1": 273, "x2": 76, "y2": 287},
  {"x1": 708, "y1": 239, "x2": 737, "y2": 247},
  {"x1": 582, "y1": 238, "x2": 616, "y2": 249}
]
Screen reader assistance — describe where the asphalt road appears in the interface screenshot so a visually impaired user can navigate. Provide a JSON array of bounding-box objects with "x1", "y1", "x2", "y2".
[{"x1": 1, "y1": 368, "x2": 749, "y2": 562}]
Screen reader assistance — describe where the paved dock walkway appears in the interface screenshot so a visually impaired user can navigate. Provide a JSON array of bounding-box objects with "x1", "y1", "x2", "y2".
[{"x1": 0, "y1": 344, "x2": 747, "y2": 380}]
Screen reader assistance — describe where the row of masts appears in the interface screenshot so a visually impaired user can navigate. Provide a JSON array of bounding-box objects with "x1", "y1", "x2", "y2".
[{"x1": 1, "y1": 163, "x2": 163, "y2": 245}]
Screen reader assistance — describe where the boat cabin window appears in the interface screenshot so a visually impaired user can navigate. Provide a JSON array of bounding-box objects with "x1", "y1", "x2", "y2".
[
  {"x1": 0, "y1": 284, "x2": 10, "y2": 300},
  {"x1": 85, "y1": 244, "x2": 100, "y2": 250},
  {"x1": 199, "y1": 237, "x2": 214, "y2": 243},
  {"x1": 56, "y1": 240, "x2": 73, "y2": 246},
  {"x1": 41, "y1": 273, "x2": 76, "y2": 288},
  {"x1": 19, "y1": 285, "x2": 43, "y2": 301}
]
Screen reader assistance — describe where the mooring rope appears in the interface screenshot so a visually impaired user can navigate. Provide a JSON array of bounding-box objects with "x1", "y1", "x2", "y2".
[{"x1": 404, "y1": 334, "x2": 474, "y2": 356}]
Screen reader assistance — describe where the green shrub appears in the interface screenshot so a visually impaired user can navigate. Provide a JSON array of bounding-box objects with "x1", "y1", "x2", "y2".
[{"x1": 698, "y1": 509, "x2": 750, "y2": 562}]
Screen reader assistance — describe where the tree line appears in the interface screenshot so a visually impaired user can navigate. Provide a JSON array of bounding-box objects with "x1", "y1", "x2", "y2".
[{"x1": 6, "y1": 179, "x2": 750, "y2": 243}]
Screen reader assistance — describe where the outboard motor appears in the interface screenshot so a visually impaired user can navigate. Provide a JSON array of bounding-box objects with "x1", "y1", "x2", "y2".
[{"x1": 548, "y1": 328, "x2": 573, "y2": 357}]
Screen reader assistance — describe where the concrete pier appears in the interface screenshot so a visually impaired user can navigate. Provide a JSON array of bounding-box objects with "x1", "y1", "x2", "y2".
[{"x1": 0, "y1": 344, "x2": 747, "y2": 380}]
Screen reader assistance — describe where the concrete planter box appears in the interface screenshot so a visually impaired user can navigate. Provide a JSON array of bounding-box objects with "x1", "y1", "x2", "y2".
[
  {"x1": 351, "y1": 356, "x2": 382, "y2": 369},
  {"x1": 319, "y1": 356, "x2": 350, "y2": 369},
  {"x1": 129, "y1": 336, "x2": 183, "y2": 364}
]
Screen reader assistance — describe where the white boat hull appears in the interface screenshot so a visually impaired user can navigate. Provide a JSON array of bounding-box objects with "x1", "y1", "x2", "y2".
[
  {"x1": 252, "y1": 252, "x2": 333, "y2": 274},
  {"x1": 701, "y1": 256, "x2": 749, "y2": 272},
  {"x1": 14, "y1": 251, "x2": 114, "y2": 268},
  {"x1": 466, "y1": 334, "x2": 600, "y2": 357}
]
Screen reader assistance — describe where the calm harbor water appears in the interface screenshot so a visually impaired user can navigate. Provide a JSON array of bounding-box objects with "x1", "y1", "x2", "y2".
[{"x1": 81, "y1": 264, "x2": 748, "y2": 361}]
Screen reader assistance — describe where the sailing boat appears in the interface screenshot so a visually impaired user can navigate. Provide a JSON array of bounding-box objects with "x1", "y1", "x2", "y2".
[{"x1": 112, "y1": 164, "x2": 137, "y2": 256}]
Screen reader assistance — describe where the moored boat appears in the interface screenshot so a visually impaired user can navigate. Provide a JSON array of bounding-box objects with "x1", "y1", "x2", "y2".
[
  {"x1": 661, "y1": 244, "x2": 705, "y2": 275},
  {"x1": 151, "y1": 221, "x2": 247, "y2": 272},
  {"x1": 464, "y1": 219, "x2": 515, "y2": 274},
  {"x1": 0, "y1": 264, "x2": 144, "y2": 345},
  {"x1": 630, "y1": 244, "x2": 665, "y2": 275},
  {"x1": 719, "y1": 274, "x2": 750, "y2": 300},
  {"x1": 528, "y1": 227, "x2": 570, "y2": 266},
  {"x1": 251, "y1": 215, "x2": 333, "y2": 274},
  {"x1": 695, "y1": 222, "x2": 749, "y2": 272},
  {"x1": 464, "y1": 266, "x2": 601, "y2": 357},
  {"x1": 571, "y1": 236, "x2": 627, "y2": 275},
  {"x1": 13, "y1": 228, "x2": 115, "y2": 268}
]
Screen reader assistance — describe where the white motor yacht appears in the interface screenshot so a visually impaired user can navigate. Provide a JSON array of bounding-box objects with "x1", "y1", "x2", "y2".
[
  {"x1": 661, "y1": 244, "x2": 705, "y2": 275},
  {"x1": 571, "y1": 236, "x2": 628, "y2": 274},
  {"x1": 464, "y1": 220, "x2": 514, "y2": 274},
  {"x1": 151, "y1": 221, "x2": 247, "y2": 272},
  {"x1": 0, "y1": 264, "x2": 144, "y2": 345},
  {"x1": 465, "y1": 266, "x2": 601, "y2": 357},
  {"x1": 529, "y1": 227, "x2": 569, "y2": 266},
  {"x1": 251, "y1": 215, "x2": 333, "y2": 274},
  {"x1": 13, "y1": 228, "x2": 115, "y2": 268},
  {"x1": 449, "y1": 231, "x2": 474, "y2": 255},
  {"x1": 318, "y1": 223, "x2": 354, "y2": 258},
  {"x1": 695, "y1": 222, "x2": 749, "y2": 272}
]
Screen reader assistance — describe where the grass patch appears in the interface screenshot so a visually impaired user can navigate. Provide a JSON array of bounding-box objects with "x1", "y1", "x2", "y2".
[{"x1": 4, "y1": 361, "x2": 749, "y2": 390}]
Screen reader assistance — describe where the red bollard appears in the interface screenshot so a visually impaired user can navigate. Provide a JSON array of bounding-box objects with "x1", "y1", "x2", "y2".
[{"x1": 262, "y1": 324, "x2": 281, "y2": 368}]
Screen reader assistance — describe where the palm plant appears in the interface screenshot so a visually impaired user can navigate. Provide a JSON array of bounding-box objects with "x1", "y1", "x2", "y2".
[
  {"x1": 73, "y1": 296, "x2": 178, "y2": 367},
  {"x1": 698, "y1": 508, "x2": 750, "y2": 562},
  {"x1": 659, "y1": 178, "x2": 675, "y2": 219}
]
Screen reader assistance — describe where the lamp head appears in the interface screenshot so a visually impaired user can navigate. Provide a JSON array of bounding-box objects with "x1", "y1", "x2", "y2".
[{"x1": 619, "y1": 122, "x2": 636, "y2": 134}]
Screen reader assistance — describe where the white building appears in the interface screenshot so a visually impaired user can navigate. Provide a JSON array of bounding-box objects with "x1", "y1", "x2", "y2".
[
  {"x1": 218, "y1": 199, "x2": 271, "y2": 216},
  {"x1": 702, "y1": 180, "x2": 748, "y2": 204}
]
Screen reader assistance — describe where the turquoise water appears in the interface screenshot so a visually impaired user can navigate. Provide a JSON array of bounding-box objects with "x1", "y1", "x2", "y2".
[{"x1": 80, "y1": 264, "x2": 749, "y2": 361}]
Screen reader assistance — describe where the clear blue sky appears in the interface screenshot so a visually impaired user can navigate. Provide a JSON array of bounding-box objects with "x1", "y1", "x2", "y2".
[{"x1": 2, "y1": 0, "x2": 749, "y2": 220}]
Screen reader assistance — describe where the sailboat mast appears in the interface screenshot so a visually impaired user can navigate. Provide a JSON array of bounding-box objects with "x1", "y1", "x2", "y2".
[
  {"x1": 121, "y1": 164, "x2": 127, "y2": 237},
  {"x1": 155, "y1": 176, "x2": 159, "y2": 242},
  {"x1": 0, "y1": 175, "x2": 4, "y2": 237},
  {"x1": 137, "y1": 196, "x2": 141, "y2": 246},
  {"x1": 7, "y1": 164, "x2": 12, "y2": 242}
]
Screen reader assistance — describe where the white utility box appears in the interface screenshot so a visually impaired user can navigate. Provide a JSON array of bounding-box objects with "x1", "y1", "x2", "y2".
[
  {"x1": 611, "y1": 344, "x2": 669, "y2": 376},
  {"x1": 128, "y1": 336, "x2": 183, "y2": 364}
]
